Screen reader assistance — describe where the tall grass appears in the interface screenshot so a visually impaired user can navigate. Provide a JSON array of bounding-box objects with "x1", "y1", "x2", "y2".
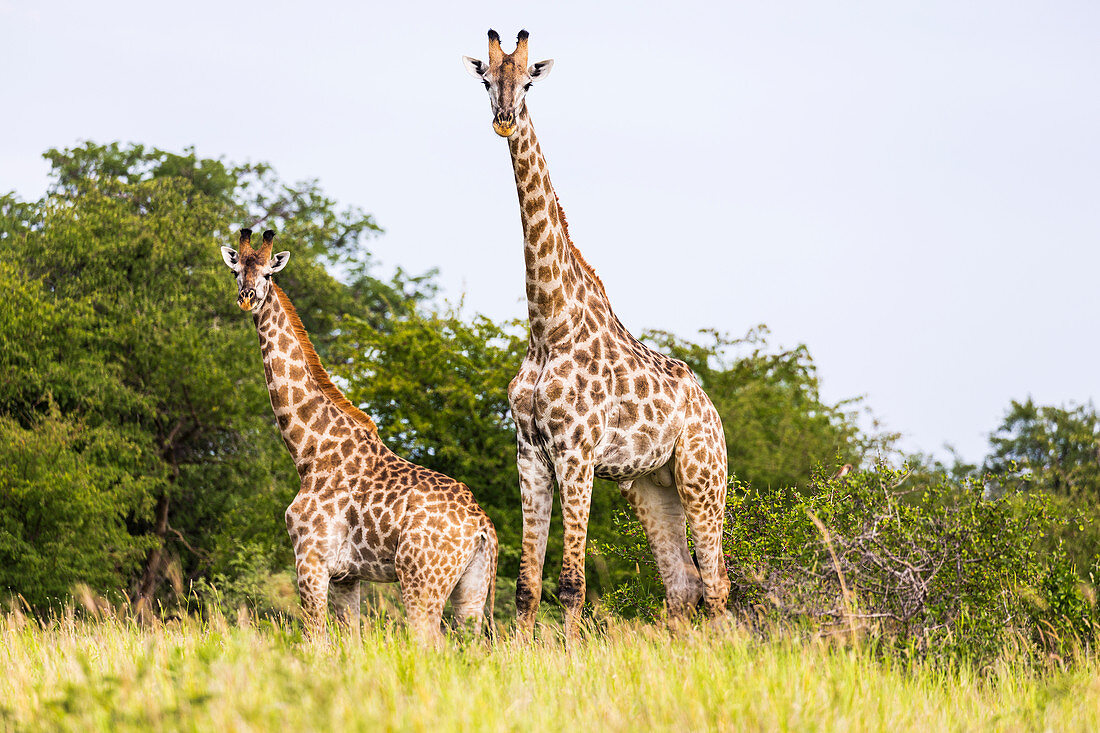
[{"x1": 1, "y1": 607, "x2": 1098, "y2": 732}]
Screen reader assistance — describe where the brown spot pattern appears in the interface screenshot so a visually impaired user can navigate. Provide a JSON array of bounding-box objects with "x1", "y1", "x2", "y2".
[
  {"x1": 485, "y1": 58, "x2": 731, "y2": 640},
  {"x1": 232, "y1": 271, "x2": 498, "y2": 644}
]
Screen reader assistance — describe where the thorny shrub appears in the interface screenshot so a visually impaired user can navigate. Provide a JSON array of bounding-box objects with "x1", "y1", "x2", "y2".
[{"x1": 595, "y1": 465, "x2": 1099, "y2": 664}]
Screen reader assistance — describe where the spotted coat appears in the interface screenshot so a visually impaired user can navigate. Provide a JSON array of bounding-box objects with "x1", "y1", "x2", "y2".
[
  {"x1": 222, "y1": 229, "x2": 497, "y2": 643},
  {"x1": 466, "y1": 31, "x2": 731, "y2": 639}
]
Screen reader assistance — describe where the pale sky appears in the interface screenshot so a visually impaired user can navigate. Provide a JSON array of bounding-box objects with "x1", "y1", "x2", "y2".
[{"x1": 2, "y1": 1, "x2": 1097, "y2": 463}]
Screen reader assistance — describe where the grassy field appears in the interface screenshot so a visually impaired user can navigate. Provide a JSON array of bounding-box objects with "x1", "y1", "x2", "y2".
[{"x1": 1, "y1": 610, "x2": 1098, "y2": 732}]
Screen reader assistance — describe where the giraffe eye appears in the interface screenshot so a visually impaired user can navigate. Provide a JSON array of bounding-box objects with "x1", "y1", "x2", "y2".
[
  {"x1": 482, "y1": 80, "x2": 490, "y2": 90},
  {"x1": 523, "y1": 83, "x2": 532, "y2": 91}
]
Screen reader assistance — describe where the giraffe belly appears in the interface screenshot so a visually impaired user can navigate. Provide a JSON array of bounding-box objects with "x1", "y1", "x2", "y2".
[
  {"x1": 336, "y1": 541, "x2": 398, "y2": 583},
  {"x1": 522, "y1": 361, "x2": 686, "y2": 482},
  {"x1": 594, "y1": 425, "x2": 678, "y2": 482},
  {"x1": 594, "y1": 399, "x2": 685, "y2": 482},
  {"x1": 345, "y1": 559, "x2": 398, "y2": 583},
  {"x1": 328, "y1": 515, "x2": 400, "y2": 584}
]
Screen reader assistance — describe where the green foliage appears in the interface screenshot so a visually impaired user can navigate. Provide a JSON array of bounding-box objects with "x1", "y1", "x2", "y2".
[
  {"x1": 194, "y1": 544, "x2": 300, "y2": 619},
  {"x1": 601, "y1": 465, "x2": 1098, "y2": 664},
  {"x1": 980, "y1": 398, "x2": 1100, "y2": 590},
  {"x1": 0, "y1": 258, "x2": 133, "y2": 426},
  {"x1": 0, "y1": 410, "x2": 157, "y2": 607},
  {"x1": 985, "y1": 398, "x2": 1100, "y2": 500}
]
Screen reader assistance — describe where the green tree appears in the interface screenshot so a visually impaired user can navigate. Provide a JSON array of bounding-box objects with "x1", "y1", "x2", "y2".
[
  {"x1": 0, "y1": 260, "x2": 158, "y2": 607},
  {"x1": 979, "y1": 398, "x2": 1100, "y2": 574},
  {"x1": 642, "y1": 326, "x2": 888, "y2": 489},
  {"x1": 0, "y1": 410, "x2": 158, "y2": 608},
  {"x1": 985, "y1": 398, "x2": 1100, "y2": 499},
  {"x1": 0, "y1": 142, "x2": 432, "y2": 610}
]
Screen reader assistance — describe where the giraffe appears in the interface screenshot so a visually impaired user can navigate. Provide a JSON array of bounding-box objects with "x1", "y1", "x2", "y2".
[
  {"x1": 220, "y1": 228, "x2": 497, "y2": 643},
  {"x1": 464, "y1": 30, "x2": 731, "y2": 639}
]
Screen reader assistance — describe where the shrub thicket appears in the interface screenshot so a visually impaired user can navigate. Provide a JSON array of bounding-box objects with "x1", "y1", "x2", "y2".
[{"x1": 597, "y1": 465, "x2": 1098, "y2": 663}]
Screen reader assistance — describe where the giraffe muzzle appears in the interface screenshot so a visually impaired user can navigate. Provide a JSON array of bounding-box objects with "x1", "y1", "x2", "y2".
[
  {"x1": 238, "y1": 289, "x2": 256, "y2": 311},
  {"x1": 493, "y1": 113, "x2": 517, "y2": 137}
]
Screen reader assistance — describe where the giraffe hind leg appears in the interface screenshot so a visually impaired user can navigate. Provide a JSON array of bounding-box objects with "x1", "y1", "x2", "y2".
[
  {"x1": 620, "y1": 469, "x2": 704, "y2": 617},
  {"x1": 448, "y1": 526, "x2": 498, "y2": 637},
  {"x1": 674, "y1": 427, "x2": 731, "y2": 617},
  {"x1": 396, "y1": 530, "x2": 470, "y2": 646},
  {"x1": 329, "y1": 577, "x2": 361, "y2": 642}
]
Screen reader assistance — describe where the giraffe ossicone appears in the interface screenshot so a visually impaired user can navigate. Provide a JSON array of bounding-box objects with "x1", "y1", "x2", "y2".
[
  {"x1": 221, "y1": 228, "x2": 498, "y2": 644},
  {"x1": 465, "y1": 30, "x2": 732, "y2": 640}
]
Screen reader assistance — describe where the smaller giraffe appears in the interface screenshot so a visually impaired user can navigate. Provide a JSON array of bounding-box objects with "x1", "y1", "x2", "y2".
[{"x1": 221, "y1": 228, "x2": 497, "y2": 643}]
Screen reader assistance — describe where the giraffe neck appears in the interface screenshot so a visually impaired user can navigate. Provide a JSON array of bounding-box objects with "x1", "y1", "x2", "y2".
[
  {"x1": 252, "y1": 284, "x2": 379, "y2": 476},
  {"x1": 508, "y1": 104, "x2": 608, "y2": 346}
]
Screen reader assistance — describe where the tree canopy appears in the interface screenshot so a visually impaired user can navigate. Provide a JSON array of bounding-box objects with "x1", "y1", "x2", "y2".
[{"x1": 985, "y1": 398, "x2": 1100, "y2": 499}]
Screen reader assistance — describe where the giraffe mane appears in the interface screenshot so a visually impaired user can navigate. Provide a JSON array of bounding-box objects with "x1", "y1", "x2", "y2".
[
  {"x1": 272, "y1": 284, "x2": 379, "y2": 434},
  {"x1": 555, "y1": 193, "x2": 607, "y2": 298}
]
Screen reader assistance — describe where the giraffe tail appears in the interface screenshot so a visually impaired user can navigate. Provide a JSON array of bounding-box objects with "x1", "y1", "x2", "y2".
[{"x1": 482, "y1": 518, "x2": 498, "y2": 643}]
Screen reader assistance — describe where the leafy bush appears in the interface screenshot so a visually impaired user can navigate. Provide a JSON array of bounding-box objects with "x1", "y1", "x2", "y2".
[
  {"x1": 598, "y1": 465, "x2": 1098, "y2": 663},
  {"x1": 192, "y1": 542, "x2": 300, "y2": 620},
  {"x1": 0, "y1": 409, "x2": 158, "y2": 608}
]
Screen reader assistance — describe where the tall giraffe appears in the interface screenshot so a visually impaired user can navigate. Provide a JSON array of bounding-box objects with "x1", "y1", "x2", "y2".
[
  {"x1": 464, "y1": 30, "x2": 730, "y2": 638},
  {"x1": 220, "y1": 229, "x2": 497, "y2": 643}
]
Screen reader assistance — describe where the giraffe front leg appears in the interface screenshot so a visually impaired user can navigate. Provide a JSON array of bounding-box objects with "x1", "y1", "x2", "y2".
[
  {"x1": 556, "y1": 453, "x2": 595, "y2": 644},
  {"x1": 329, "y1": 577, "x2": 361, "y2": 643},
  {"x1": 515, "y1": 440, "x2": 554, "y2": 641}
]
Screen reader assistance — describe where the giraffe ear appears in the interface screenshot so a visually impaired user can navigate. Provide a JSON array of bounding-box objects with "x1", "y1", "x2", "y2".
[
  {"x1": 462, "y1": 56, "x2": 488, "y2": 79},
  {"x1": 528, "y1": 59, "x2": 553, "y2": 80},
  {"x1": 220, "y1": 246, "x2": 239, "y2": 270},
  {"x1": 267, "y1": 251, "x2": 291, "y2": 274}
]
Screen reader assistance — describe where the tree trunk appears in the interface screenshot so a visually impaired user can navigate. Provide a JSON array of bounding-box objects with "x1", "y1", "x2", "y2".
[{"x1": 134, "y1": 491, "x2": 170, "y2": 616}]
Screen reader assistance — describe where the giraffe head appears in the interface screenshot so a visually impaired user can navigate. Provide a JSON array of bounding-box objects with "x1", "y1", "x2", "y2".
[
  {"x1": 463, "y1": 29, "x2": 553, "y2": 138},
  {"x1": 220, "y1": 228, "x2": 290, "y2": 312}
]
